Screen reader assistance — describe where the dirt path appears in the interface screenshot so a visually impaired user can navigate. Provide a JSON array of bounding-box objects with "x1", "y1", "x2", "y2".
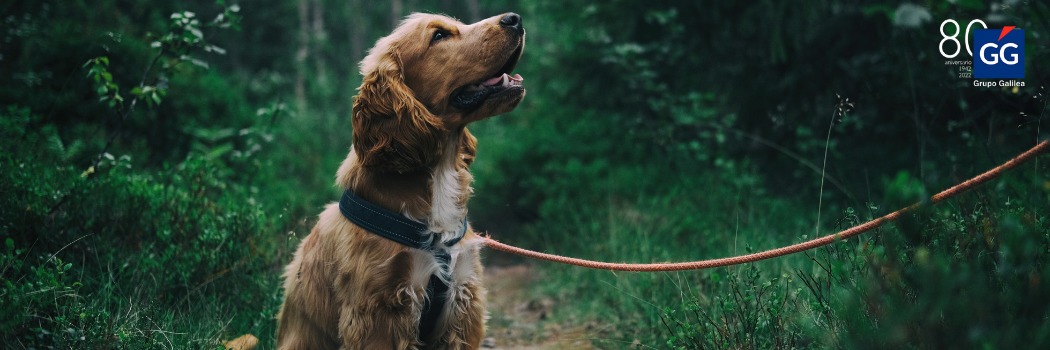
[{"x1": 482, "y1": 264, "x2": 598, "y2": 350}]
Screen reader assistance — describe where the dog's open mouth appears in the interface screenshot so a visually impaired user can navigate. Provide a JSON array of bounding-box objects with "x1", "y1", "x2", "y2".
[{"x1": 450, "y1": 44, "x2": 524, "y2": 110}]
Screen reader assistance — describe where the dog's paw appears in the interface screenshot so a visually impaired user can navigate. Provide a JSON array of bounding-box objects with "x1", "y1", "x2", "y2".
[{"x1": 223, "y1": 334, "x2": 259, "y2": 350}]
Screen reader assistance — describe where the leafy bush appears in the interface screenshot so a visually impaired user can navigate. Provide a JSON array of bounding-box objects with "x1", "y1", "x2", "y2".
[
  {"x1": 0, "y1": 238, "x2": 97, "y2": 348},
  {"x1": 0, "y1": 102, "x2": 288, "y2": 348},
  {"x1": 0, "y1": 2, "x2": 293, "y2": 347},
  {"x1": 828, "y1": 171, "x2": 1050, "y2": 348}
]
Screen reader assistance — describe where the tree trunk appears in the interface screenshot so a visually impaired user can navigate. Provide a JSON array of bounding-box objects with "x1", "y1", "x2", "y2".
[
  {"x1": 348, "y1": 0, "x2": 365, "y2": 63},
  {"x1": 295, "y1": 0, "x2": 309, "y2": 114},
  {"x1": 311, "y1": 0, "x2": 328, "y2": 92},
  {"x1": 390, "y1": 0, "x2": 403, "y2": 28}
]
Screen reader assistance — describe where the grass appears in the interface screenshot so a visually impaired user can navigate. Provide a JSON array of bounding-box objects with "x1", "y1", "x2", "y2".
[
  {"x1": 478, "y1": 149, "x2": 1049, "y2": 349},
  {"x1": 0, "y1": 104, "x2": 315, "y2": 349}
]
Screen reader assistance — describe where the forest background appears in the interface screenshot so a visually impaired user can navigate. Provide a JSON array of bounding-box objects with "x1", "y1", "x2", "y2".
[{"x1": 2, "y1": 0, "x2": 1048, "y2": 348}]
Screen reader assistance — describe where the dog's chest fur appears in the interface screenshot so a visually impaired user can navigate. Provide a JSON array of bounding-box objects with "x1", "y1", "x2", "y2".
[{"x1": 409, "y1": 133, "x2": 481, "y2": 333}]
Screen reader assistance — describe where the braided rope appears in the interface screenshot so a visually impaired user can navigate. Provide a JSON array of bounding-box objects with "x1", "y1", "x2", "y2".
[{"x1": 483, "y1": 141, "x2": 1048, "y2": 272}]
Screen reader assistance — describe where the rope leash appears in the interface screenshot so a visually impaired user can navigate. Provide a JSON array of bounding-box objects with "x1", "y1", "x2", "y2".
[{"x1": 482, "y1": 140, "x2": 1049, "y2": 272}]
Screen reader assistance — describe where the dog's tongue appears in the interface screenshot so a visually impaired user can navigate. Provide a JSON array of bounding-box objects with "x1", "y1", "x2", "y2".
[
  {"x1": 481, "y1": 75, "x2": 504, "y2": 86},
  {"x1": 481, "y1": 73, "x2": 525, "y2": 86}
]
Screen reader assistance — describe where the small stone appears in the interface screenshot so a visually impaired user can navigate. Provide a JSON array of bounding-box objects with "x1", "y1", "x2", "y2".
[{"x1": 481, "y1": 337, "x2": 497, "y2": 348}]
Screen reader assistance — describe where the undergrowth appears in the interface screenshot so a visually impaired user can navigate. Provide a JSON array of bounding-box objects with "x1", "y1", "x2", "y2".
[
  {"x1": 489, "y1": 156, "x2": 1048, "y2": 349},
  {"x1": 0, "y1": 2, "x2": 316, "y2": 348},
  {"x1": 0, "y1": 105, "x2": 291, "y2": 348}
]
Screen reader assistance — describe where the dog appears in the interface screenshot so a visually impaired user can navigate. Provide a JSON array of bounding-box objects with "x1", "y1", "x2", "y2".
[{"x1": 276, "y1": 12, "x2": 525, "y2": 350}]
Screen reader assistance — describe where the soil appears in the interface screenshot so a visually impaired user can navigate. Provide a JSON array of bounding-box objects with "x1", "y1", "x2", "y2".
[{"x1": 482, "y1": 264, "x2": 598, "y2": 350}]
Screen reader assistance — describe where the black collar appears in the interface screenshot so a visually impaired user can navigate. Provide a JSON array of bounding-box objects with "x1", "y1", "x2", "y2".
[
  {"x1": 338, "y1": 189, "x2": 466, "y2": 249},
  {"x1": 337, "y1": 189, "x2": 465, "y2": 343}
]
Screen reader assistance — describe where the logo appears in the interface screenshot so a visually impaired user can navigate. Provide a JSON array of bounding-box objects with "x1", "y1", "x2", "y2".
[
  {"x1": 938, "y1": 19, "x2": 987, "y2": 79},
  {"x1": 938, "y1": 19, "x2": 1026, "y2": 87},
  {"x1": 973, "y1": 27, "x2": 1025, "y2": 79}
]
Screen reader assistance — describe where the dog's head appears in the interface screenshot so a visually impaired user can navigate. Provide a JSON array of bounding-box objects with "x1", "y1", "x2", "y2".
[{"x1": 352, "y1": 13, "x2": 525, "y2": 173}]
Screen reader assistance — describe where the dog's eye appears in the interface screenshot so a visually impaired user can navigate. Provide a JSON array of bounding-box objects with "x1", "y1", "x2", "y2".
[{"x1": 431, "y1": 29, "x2": 451, "y2": 43}]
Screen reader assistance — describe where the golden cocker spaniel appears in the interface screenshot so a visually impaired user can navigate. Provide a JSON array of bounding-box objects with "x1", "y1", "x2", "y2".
[{"x1": 276, "y1": 12, "x2": 525, "y2": 350}]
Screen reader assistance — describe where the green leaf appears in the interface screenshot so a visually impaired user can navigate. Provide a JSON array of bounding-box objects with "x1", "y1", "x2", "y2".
[
  {"x1": 204, "y1": 45, "x2": 226, "y2": 55},
  {"x1": 204, "y1": 144, "x2": 234, "y2": 160}
]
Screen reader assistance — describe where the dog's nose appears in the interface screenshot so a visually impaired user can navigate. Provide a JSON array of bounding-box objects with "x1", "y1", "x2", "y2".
[{"x1": 499, "y1": 13, "x2": 522, "y2": 33}]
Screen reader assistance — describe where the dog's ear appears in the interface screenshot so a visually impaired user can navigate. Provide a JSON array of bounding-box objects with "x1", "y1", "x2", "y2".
[{"x1": 352, "y1": 47, "x2": 443, "y2": 174}]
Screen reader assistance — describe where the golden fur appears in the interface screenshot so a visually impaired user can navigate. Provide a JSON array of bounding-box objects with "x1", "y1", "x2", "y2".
[{"x1": 276, "y1": 12, "x2": 525, "y2": 350}]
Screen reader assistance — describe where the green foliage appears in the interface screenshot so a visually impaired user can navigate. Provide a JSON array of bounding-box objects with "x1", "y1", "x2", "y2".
[
  {"x1": 0, "y1": 1, "x2": 288, "y2": 347},
  {"x1": 830, "y1": 183, "x2": 1050, "y2": 348},
  {"x1": 0, "y1": 104, "x2": 287, "y2": 349},
  {"x1": 84, "y1": 57, "x2": 124, "y2": 108},
  {"x1": 0, "y1": 238, "x2": 83, "y2": 345},
  {"x1": 661, "y1": 266, "x2": 805, "y2": 349}
]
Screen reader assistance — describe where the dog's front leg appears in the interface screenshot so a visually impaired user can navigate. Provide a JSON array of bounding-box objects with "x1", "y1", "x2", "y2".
[
  {"x1": 337, "y1": 252, "x2": 426, "y2": 350},
  {"x1": 337, "y1": 299, "x2": 423, "y2": 350},
  {"x1": 431, "y1": 243, "x2": 486, "y2": 349}
]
